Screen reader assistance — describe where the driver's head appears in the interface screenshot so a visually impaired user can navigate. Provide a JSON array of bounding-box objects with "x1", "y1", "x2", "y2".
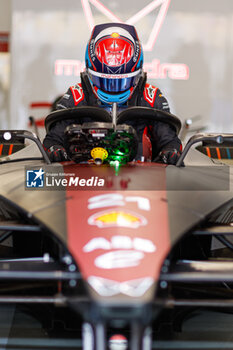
[{"x1": 85, "y1": 23, "x2": 143, "y2": 104}]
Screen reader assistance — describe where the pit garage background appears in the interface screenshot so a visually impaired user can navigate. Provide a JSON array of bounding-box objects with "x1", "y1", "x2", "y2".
[{"x1": 0, "y1": 0, "x2": 233, "y2": 137}]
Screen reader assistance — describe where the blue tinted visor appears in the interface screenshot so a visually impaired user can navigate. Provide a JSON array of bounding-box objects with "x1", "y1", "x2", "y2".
[{"x1": 88, "y1": 68, "x2": 141, "y2": 93}]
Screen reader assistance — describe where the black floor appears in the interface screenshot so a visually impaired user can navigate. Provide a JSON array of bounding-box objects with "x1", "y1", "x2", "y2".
[{"x1": 1, "y1": 305, "x2": 233, "y2": 349}]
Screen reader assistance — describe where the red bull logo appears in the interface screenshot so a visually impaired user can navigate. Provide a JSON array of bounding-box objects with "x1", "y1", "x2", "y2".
[{"x1": 88, "y1": 210, "x2": 147, "y2": 228}]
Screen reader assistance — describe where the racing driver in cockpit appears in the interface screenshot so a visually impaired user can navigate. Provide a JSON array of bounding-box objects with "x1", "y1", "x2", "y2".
[{"x1": 43, "y1": 23, "x2": 182, "y2": 164}]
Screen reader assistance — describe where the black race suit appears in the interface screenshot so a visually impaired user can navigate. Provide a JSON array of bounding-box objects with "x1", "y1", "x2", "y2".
[{"x1": 43, "y1": 72, "x2": 182, "y2": 160}]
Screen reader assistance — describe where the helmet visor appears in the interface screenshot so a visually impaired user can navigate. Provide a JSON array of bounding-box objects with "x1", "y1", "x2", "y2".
[{"x1": 88, "y1": 68, "x2": 141, "y2": 93}]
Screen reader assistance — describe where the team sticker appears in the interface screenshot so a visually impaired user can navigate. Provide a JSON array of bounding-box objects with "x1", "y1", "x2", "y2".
[
  {"x1": 85, "y1": 194, "x2": 154, "y2": 269},
  {"x1": 84, "y1": 194, "x2": 156, "y2": 296}
]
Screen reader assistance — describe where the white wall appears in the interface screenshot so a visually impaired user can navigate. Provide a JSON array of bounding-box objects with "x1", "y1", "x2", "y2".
[
  {"x1": 0, "y1": 0, "x2": 11, "y2": 31},
  {"x1": 9, "y1": 0, "x2": 233, "y2": 134},
  {"x1": 0, "y1": 0, "x2": 11, "y2": 129}
]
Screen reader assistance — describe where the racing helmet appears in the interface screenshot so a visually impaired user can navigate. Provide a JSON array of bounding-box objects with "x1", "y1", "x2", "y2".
[{"x1": 85, "y1": 23, "x2": 143, "y2": 104}]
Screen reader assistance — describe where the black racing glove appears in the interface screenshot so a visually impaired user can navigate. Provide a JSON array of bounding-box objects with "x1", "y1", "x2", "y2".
[
  {"x1": 46, "y1": 145, "x2": 69, "y2": 162},
  {"x1": 156, "y1": 149, "x2": 181, "y2": 165}
]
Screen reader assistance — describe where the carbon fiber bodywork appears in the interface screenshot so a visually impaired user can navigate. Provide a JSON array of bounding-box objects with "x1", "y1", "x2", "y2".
[{"x1": 0, "y1": 109, "x2": 233, "y2": 349}]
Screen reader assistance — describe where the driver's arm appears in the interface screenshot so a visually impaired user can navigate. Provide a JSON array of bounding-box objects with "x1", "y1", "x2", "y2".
[
  {"x1": 43, "y1": 120, "x2": 70, "y2": 149},
  {"x1": 43, "y1": 120, "x2": 71, "y2": 162},
  {"x1": 151, "y1": 121, "x2": 182, "y2": 165},
  {"x1": 151, "y1": 90, "x2": 182, "y2": 164},
  {"x1": 152, "y1": 121, "x2": 182, "y2": 153}
]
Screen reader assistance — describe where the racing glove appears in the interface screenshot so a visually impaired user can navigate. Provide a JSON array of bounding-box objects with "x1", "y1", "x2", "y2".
[
  {"x1": 156, "y1": 149, "x2": 181, "y2": 165},
  {"x1": 46, "y1": 145, "x2": 69, "y2": 162}
]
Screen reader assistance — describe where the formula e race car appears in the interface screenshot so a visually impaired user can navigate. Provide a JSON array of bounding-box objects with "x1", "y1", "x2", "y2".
[{"x1": 0, "y1": 106, "x2": 233, "y2": 350}]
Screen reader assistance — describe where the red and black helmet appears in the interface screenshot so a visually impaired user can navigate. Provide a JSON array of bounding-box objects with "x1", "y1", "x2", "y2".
[{"x1": 85, "y1": 23, "x2": 143, "y2": 104}]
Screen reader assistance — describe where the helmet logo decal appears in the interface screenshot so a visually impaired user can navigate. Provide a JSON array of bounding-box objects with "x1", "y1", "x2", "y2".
[
  {"x1": 106, "y1": 67, "x2": 122, "y2": 74},
  {"x1": 89, "y1": 39, "x2": 96, "y2": 66},
  {"x1": 96, "y1": 38, "x2": 134, "y2": 67},
  {"x1": 111, "y1": 32, "x2": 120, "y2": 38}
]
